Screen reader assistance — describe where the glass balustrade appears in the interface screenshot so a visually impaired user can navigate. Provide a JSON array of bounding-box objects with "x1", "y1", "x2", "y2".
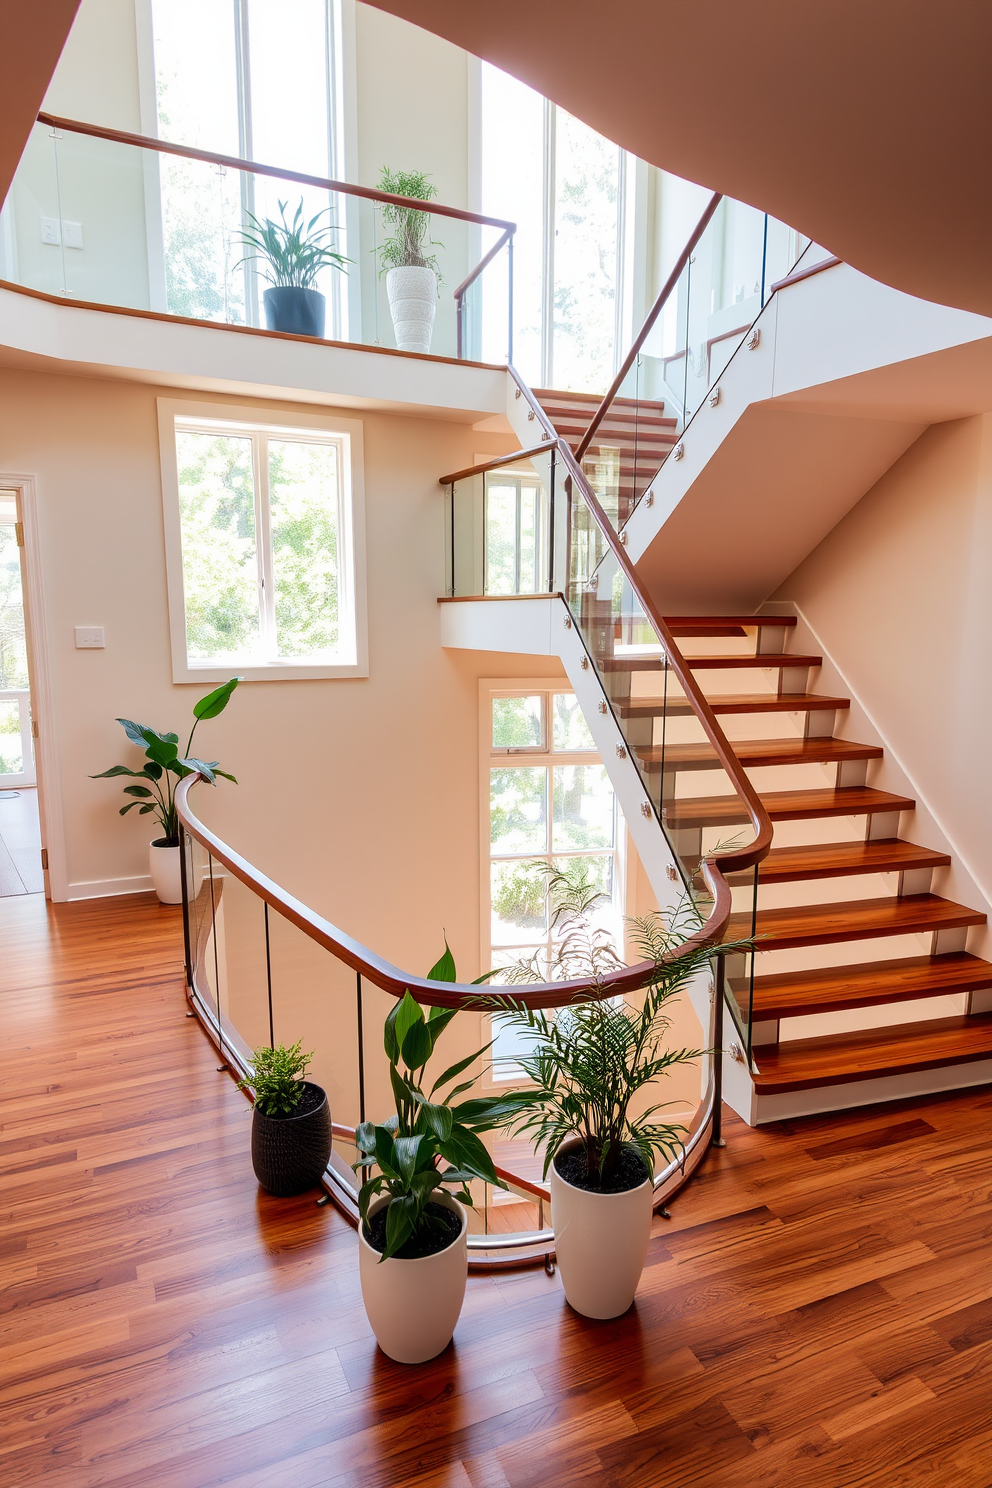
[{"x1": 446, "y1": 446, "x2": 559, "y2": 598}]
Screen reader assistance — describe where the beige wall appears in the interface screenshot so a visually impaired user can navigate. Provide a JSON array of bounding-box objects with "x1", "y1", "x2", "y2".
[{"x1": 776, "y1": 414, "x2": 992, "y2": 907}]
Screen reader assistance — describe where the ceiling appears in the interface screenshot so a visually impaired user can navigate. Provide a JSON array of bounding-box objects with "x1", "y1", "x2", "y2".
[
  {"x1": 0, "y1": 0, "x2": 80, "y2": 206},
  {"x1": 367, "y1": 0, "x2": 992, "y2": 319}
]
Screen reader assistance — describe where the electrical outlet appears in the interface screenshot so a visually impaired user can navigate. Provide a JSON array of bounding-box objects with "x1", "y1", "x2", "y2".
[
  {"x1": 74, "y1": 626, "x2": 105, "y2": 649},
  {"x1": 63, "y1": 221, "x2": 84, "y2": 250},
  {"x1": 40, "y1": 216, "x2": 61, "y2": 245}
]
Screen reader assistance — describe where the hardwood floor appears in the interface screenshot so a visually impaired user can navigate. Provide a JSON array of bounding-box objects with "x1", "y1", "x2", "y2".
[{"x1": 2, "y1": 892, "x2": 992, "y2": 1487}]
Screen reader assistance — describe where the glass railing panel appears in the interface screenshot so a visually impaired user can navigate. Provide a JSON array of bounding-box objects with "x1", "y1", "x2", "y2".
[{"x1": 448, "y1": 447, "x2": 556, "y2": 597}]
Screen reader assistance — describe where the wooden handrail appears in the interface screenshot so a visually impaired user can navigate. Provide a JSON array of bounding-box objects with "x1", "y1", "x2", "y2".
[
  {"x1": 176, "y1": 775, "x2": 729, "y2": 1011},
  {"x1": 439, "y1": 440, "x2": 555, "y2": 487},
  {"x1": 36, "y1": 111, "x2": 516, "y2": 235},
  {"x1": 574, "y1": 192, "x2": 723, "y2": 463},
  {"x1": 769, "y1": 255, "x2": 842, "y2": 294}
]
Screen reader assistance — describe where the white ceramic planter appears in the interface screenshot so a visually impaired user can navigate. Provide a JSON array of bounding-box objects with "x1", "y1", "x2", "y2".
[
  {"x1": 358, "y1": 1191, "x2": 467, "y2": 1363},
  {"x1": 149, "y1": 839, "x2": 183, "y2": 904},
  {"x1": 386, "y1": 265, "x2": 437, "y2": 353},
  {"x1": 550, "y1": 1141, "x2": 654, "y2": 1319}
]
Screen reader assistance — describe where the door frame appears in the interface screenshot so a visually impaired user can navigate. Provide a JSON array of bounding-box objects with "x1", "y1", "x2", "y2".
[{"x1": 1, "y1": 473, "x2": 66, "y2": 900}]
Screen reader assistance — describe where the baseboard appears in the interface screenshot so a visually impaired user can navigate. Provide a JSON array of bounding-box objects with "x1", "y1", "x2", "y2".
[{"x1": 67, "y1": 874, "x2": 154, "y2": 901}]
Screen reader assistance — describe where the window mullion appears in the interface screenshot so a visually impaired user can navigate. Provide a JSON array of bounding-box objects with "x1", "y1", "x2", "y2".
[{"x1": 254, "y1": 432, "x2": 276, "y2": 659}]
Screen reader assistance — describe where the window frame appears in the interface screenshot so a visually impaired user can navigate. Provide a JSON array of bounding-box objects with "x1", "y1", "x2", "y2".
[{"x1": 157, "y1": 397, "x2": 367, "y2": 683}]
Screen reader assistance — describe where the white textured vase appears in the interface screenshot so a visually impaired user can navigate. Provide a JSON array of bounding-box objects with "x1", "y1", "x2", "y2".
[
  {"x1": 550, "y1": 1141, "x2": 654, "y2": 1319},
  {"x1": 386, "y1": 265, "x2": 437, "y2": 353},
  {"x1": 358, "y1": 1191, "x2": 467, "y2": 1363},
  {"x1": 149, "y1": 840, "x2": 183, "y2": 905}
]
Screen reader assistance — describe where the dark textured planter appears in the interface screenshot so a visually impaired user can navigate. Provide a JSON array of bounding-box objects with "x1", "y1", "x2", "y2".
[
  {"x1": 250, "y1": 1082, "x2": 332, "y2": 1196},
  {"x1": 262, "y1": 286, "x2": 326, "y2": 338}
]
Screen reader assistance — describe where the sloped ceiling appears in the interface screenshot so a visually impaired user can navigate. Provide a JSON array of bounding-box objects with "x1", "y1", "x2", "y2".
[
  {"x1": 0, "y1": 0, "x2": 81, "y2": 206},
  {"x1": 367, "y1": 0, "x2": 992, "y2": 318}
]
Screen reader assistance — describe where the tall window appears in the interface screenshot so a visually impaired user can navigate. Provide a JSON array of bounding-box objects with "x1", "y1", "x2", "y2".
[
  {"x1": 150, "y1": 0, "x2": 348, "y2": 333},
  {"x1": 479, "y1": 65, "x2": 624, "y2": 392},
  {"x1": 159, "y1": 403, "x2": 366, "y2": 682}
]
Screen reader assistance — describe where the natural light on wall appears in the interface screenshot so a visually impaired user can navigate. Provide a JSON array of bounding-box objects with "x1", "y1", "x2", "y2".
[{"x1": 158, "y1": 401, "x2": 366, "y2": 682}]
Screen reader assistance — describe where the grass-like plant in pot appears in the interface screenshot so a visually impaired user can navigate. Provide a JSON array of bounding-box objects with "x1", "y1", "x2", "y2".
[
  {"x1": 353, "y1": 944, "x2": 529, "y2": 1364},
  {"x1": 492, "y1": 869, "x2": 749, "y2": 1320},
  {"x1": 375, "y1": 166, "x2": 443, "y2": 355},
  {"x1": 90, "y1": 678, "x2": 239, "y2": 904},
  {"x1": 236, "y1": 198, "x2": 350, "y2": 338},
  {"x1": 238, "y1": 1040, "x2": 332, "y2": 1197}
]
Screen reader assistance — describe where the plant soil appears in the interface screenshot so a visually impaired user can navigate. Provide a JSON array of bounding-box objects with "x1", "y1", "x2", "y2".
[
  {"x1": 364, "y1": 1201, "x2": 461, "y2": 1260},
  {"x1": 555, "y1": 1145, "x2": 650, "y2": 1194},
  {"x1": 256, "y1": 1082, "x2": 325, "y2": 1120}
]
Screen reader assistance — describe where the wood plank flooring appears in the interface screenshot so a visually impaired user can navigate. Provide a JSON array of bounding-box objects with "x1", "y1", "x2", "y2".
[{"x1": 2, "y1": 891, "x2": 992, "y2": 1486}]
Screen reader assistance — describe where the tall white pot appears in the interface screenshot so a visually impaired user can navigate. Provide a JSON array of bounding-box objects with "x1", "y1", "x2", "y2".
[
  {"x1": 358, "y1": 1191, "x2": 467, "y2": 1363},
  {"x1": 550, "y1": 1141, "x2": 654, "y2": 1319},
  {"x1": 149, "y1": 839, "x2": 183, "y2": 905},
  {"x1": 386, "y1": 265, "x2": 437, "y2": 354}
]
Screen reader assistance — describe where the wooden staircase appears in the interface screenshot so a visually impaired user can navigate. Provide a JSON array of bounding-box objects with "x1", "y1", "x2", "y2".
[
  {"x1": 533, "y1": 387, "x2": 678, "y2": 526},
  {"x1": 607, "y1": 612, "x2": 992, "y2": 1119}
]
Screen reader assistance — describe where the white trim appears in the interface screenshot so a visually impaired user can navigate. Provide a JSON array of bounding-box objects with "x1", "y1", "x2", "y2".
[
  {"x1": 156, "y1": 397, "x2": 368, "y2": 683},
  {"x1": 68, "y1": 874, "x2": 154, "y2": 901},
  {"x1": 133, "y1": 0, "x2": 168, "y2": 312},
  {"x1": 0, "y1": 473, "x2": 67, "y2": 900}
]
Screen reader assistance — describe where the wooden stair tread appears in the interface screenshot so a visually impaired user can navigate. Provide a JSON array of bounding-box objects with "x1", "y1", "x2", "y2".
[
  {"x1": 663, "y1": 615, "x2": 797, "y2": 631},
  {"x1": 617, "y1": 692, "x2": 850, "y2": 718},
  {"x1": 666, "y1": 786, "x2": 912, "y2": 829},
  {"x1": 636, "y1": 737, "x2": 882, "y2": 773},
  {"x1": 734, "y1": 951, "x2": 992, "y2": 1020},
  {"x1": 751, "y1": 1013, "x2": 992, "y2": 1092},
  {"x1": 726, "y1": 893, "x2": 984, "y2": 951},
  {"x1": 735, "y1": 837, "x2": 950, "y2": 883},
  {"x1": 533, "y1": 388, "x2": 668, "y2": 413},
  {"x1": 602, "y1": 653, "x2": 821, "y2": 672}
]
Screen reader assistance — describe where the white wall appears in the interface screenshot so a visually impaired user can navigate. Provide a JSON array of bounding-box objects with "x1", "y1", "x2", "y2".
[{"x1": 776, "y1": 414, "x2": 992, "y2": 911}]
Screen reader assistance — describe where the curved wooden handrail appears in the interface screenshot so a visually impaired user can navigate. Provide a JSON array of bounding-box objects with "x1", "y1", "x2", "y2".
[
  {"x1": 574, "y1": 192, "x2": 723, "y2": 463},
  {"x1": 769, "y1": 254, "x2": 842, "y2": 294},
  {"x1": 176, "y1": 774, "x2": 730, "y2": 1011},
  {"x1": 36, "y1": 112, "x2": 516, "y2": 235}
]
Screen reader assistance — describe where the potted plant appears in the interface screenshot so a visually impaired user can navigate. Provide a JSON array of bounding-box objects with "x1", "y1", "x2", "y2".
[
  {"x1": 353, "y1": 944, "x2": 529, "y2": 1364},
  {"x1": 91, "y1": 678, "x2": 239, "y2": 904},
  {"x1": 376, "y1": 167, "x2": 443, "y2": 354},
  {"x1": 493, "y1": 872, "x2": 742, "y2": 1320},
  {"x1": 236, "y1": 198, "x2": 350, "y2": 338},
  {"x1": 238, "y1": 1040, "x2": 332, "y2": 1196}
]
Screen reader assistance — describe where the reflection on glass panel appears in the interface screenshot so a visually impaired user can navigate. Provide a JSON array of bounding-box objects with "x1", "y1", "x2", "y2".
[
  {"x1": 268, "y1": 439, "x2": 340, "y2": 659},
  {"x1": 485, "y1": 477, "x2": 542, "y2": 594},
  {"x1": 552, "y1": 764, "x2": 615, "y2": 850},
  {"x1": 553, "y1": 693, "x2": 595, "y2": 751},
  {"x1": 491, "y1": 859, "x2": 548, "y2": 945},
  {"x1": 552, "y1": 108, "x2": 621, "y2": 393},
  {"x1": 490, "y1": 766, "x2": 548, "y2": 854},
  {"x1": 0, "y1": 699, "x2": 23, "y2": 775},
  {"x1": 176, "y1": 431, "x2": 260, "y2": 664},
  {"x1": 492, "y1": 695, "x2": 543, "y2": 750}
]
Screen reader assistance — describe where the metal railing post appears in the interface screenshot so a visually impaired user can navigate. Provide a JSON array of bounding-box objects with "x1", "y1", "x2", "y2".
[{"x1": 713, "y1": 957, "x2": 727, "y2": 1148}]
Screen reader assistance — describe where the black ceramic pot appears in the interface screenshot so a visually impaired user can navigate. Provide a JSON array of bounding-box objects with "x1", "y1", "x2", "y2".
[
  {"x1": 250, "y1": 1081, "x2": 332, "y2": 1196},
  {"x1": 262, "y1": 286, "x2": 326, "y2": 338}
]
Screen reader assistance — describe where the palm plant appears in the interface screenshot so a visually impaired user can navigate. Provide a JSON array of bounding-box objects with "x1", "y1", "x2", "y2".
[
  {"x1": 375, "y1": 167, "x2": 443, "y2": 278},
  {"x1": 90, "y1": 678, "x2": 239, "y2": 845},
  {"x1": 492, "y1": 873, "x2": 751, "y2": 1190},
  {"x1": 235, "y1": 199, "x2": 350, "y2": 288},
  {"x1": 353, "y1": 944, "x2": 530, "y2": 1262}
]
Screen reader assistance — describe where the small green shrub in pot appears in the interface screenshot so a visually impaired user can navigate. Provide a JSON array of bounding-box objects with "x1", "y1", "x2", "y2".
[
  {"x1": 375, "y1": 166, "x2": 443, "y2": 354},
  {"x1": 353, "y1": 944, "x2": 530, "y2": 1364},
  {"x1": 236, "y1": 198, "x2": 350, "y2": 338},
  {"x1": 239, "y1": 1040, "x2": 332, "y2": 1196}
]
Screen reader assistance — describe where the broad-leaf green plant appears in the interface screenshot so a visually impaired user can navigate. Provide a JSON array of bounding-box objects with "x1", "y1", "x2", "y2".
[
  {"x1": 238, "y1": 1039, "x2": 314, "y2": 1117},
  {"x1": 90, "y1": 678, "x2": 239, "y2": 845},
  {"x1": 492, "y1": 876, "x2": 753, "y2": 1190},
  {"x1": 353, "y1": 944, "x2": 530, "y2": 1262},
  {"x1": 235, "y1": 199, "x2": 350, "y2": 289},
  {"x1": 375, "y1": 167, "x2": 443, "y2": 281}
]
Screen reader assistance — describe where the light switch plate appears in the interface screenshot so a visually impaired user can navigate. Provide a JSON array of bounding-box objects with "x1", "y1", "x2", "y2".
[
  {"x1": 74, "y1": 626, "x2": 105, "y2": 649},
  {"x1": 63, "y1": 220, "x2": 84, "y2": 250},
  {"x1": 40, "y1": 216, "x2": 61, "y2": 245}
]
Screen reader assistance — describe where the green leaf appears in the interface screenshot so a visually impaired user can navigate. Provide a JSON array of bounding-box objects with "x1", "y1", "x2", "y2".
[
  {"x1": 393, "y1": 990, "x2": 424, "y2": 1055},
  {"x1": 439, "y1": 1127, "x2": 499, "y2": 1186},
  {"x1": 143, "y1": 735, "x2": 179, "y2": 767},
  {"x1": 193, "y1": 677, "x2": 240, "y2": 720},
  {"x1": 392, "y1": 1135, "x2": 423, "y2": 1186},
  {"x1": 418, "y1": 1102, "x2": 453, "y2": 1143},
  {"x1": 179, "y1": 757, "x2": 216, "y2": 783},
  {"x1": 427, "y1": 940, "x2": 457, "y2": 983},
  {"x1": 212, "y1": 770, "x2": 238, "y2": 784},
  {"x1": 382, "y1": 1195, "x2": 417, "y2": 1262},
  {"x1": 429, "y1": 1044, "x2": 490, "y2": 1095},
  {"x1": 117, "y1": 718, "x2": 150, "y2": 745},
  {"x1": 90, "y1": 764, "x2": 139, "y2": 778},
  {"x1": 401, "y1": 1018, "x2": 432, "y2": 1070},
  {"x1": 142, "y1": 761, "x2": 163, "y2": 780},
  {"x1": 383, "y1": 1000, "x2": 401, "y2": 1062},
  {"x1": 373, "y1": 1125, "x2": 399, "y2": 1179},
  {"x1": 119, "y1": 803, "x2": 139, "y2": 816},
  {"x1": 123, "y1": 785, "x2": 153, "y2": 798},
  {"x1": 355, "y1": 1120, "x2": 376, "y2": 1155}
]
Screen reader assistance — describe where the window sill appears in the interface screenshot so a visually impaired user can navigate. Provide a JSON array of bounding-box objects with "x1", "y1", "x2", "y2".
[{"x1": 173, "y1": 660, "x2": 369, "y2": 684}]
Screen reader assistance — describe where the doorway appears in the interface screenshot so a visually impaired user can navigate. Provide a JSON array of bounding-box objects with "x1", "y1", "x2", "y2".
[{"x1": 0, "y1": 488, "x2": 45, "y2": 895}]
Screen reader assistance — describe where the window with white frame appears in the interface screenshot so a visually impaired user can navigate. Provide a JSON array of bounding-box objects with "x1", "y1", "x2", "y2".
[
  {"x1": 159, "y1": 401, "x2": 366, "y2": 681},
  {"x1": 485, "y1": 685, "x2": 624, "y2": 1074}
]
